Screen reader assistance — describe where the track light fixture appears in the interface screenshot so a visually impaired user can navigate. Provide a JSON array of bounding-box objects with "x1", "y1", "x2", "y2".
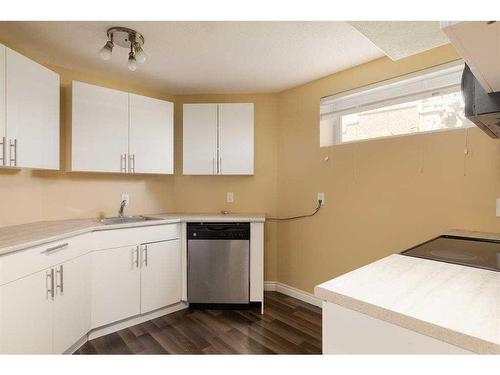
[{"x1": 99, "y1": 27, "x2": 146, "y2": 71}]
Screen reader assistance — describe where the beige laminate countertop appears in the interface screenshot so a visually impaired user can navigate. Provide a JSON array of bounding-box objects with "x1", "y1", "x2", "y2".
[
  {"x1": 315, "y1": 229, "x2": 500, "y2": 354},
  {"x1": 0, "y1": 212, "x2": 265, "y2": 256}
]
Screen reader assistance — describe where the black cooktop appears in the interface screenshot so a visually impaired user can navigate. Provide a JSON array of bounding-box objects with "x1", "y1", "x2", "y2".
[{"x1": 401, "y1": 235, "x2": 500, "y2": 272}]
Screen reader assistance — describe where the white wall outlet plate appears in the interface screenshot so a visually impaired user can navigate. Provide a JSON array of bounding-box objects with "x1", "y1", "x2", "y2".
[
  {"x1": 227, "y1": 192, "x2": 234, "y2": 203},
  {"x1": 318, "y1": 192, "x2": 325, "y2": 205},
  {"x1": 496, "y1": 198, "x2": 500, "y2": 217},
  {"x1": 121, "y1": 193, "x2": 130, "y2": 206}
]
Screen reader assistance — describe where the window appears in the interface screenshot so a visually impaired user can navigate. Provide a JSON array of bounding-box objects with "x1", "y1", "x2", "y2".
[{"x1": 319, "y1": 62, "x2": 472, "y2": 147}]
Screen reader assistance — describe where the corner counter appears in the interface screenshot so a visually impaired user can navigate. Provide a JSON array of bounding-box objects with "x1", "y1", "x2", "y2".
[{"x1": 315, "y1": 231, "x2": 500, "y2": 354}]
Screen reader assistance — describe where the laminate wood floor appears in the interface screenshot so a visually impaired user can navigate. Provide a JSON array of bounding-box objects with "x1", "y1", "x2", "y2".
[{"x1": 75, "y1": 291, "x2": 322, "y2": 354}]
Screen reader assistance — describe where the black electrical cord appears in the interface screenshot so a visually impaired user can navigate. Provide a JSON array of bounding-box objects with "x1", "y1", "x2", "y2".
[{"x1": 267, "y1": 200, "x2": 322, "y2": 222}]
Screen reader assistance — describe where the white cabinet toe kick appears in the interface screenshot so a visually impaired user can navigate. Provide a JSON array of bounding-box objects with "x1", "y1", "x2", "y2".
[{"x1": 0, "y1": 220, "x2": 265, "y2": 354}]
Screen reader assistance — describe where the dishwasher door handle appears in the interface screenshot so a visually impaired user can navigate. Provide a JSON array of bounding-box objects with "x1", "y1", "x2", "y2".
[{"x1": 205, "y1": 225, "x2": 231, "y2": 231}]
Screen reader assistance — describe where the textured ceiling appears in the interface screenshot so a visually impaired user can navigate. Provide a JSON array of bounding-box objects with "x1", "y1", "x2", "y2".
[
  {"x1": 0, "y1": 21, "x2": 385, "y2": 94},
  {"x1": 349, "y1": 21, "x2": 450, "y2": 61}
]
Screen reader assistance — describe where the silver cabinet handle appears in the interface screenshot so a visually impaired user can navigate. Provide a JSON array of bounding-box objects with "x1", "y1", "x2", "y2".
[
  {"x1": 0, "y1": 136, "x2": 5, "y2": 166},
  {"x1": 142, "y1": 244, "x2": 148, "y2": 267},
  {"x1": 120, "y1": 154, "x2": 127, "y2": 173},
  {"x1": 219, "y1": 156, "x2": 222, "y2": 174},
  {"x1": 9, "y1": 139, "x2": 17, "y2": 167},
  {"x1": 46, "y1": 269, "x2": 55, "y2": 300},
  {"x1": 212, "y1": 157, "x2": 215, "y2": 174},
  {"x1": 134, "y1": 246, "x2": 140, "y2": 268},
  {"x1": 41, "y1": 242, "x2": 68, "y2": 255},
  {"x1": 129, "y1": 154, "x2": 135, "y2": 173},
  {"x1": 56, "y1": 265, "x2": 64, "y2": 294}
]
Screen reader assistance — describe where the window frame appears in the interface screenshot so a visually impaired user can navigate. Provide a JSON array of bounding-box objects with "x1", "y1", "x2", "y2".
[{"x1": 319, "y1": 60, "x2": 473, "y2": 147}]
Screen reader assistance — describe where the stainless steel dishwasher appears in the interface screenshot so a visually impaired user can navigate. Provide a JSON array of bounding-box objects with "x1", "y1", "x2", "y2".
[{"x1": 187, "y1": 222, "x2": 250, "y2": 305}]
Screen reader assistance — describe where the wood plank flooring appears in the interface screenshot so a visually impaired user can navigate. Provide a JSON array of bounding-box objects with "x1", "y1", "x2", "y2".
[{"x1": 75, "y1": 291, "x2": 322, "y2": 354}]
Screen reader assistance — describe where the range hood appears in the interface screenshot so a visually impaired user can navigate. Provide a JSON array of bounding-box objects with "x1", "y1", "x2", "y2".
[{"x1": 462, "y1": 64, "x2": 500, "y2": 138}]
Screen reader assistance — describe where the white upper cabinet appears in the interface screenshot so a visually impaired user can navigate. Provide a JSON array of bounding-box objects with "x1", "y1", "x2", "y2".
[
  {"x1": 218, "y1": 103, "x2": 254, "y2": 175},
  {"x1": 129, "y1": 94, "x2": 174, "y2": 174},
  {"x1": 441, "y1": 21, "x2": 500, "y2": 93},
  {"x1": 183, "y1": 104, "x2": 218, "y2": 175},
  {"x1": 182, "y1": 103, "x2": 254, "y2": 175},
  {"x1": 71, "y1": 81, "x2": 129, "y2": 173},
  {"x1": 0, "y1": 45, "x2": 60, "y2": 170},
  {"x1": 71, "y1": 81, "x2": 174, "y2": 174}
]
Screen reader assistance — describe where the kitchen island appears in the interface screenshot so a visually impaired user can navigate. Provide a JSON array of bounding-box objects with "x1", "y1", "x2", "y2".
[{"x1": 315, "y1": 230, "x2": 500, "y2": 354}]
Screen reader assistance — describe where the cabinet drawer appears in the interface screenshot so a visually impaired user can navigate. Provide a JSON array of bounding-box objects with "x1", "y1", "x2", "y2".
[
  {"x1": 0, "y1": 233, "x2": 93, "y2": 286},
  {"x1": 91, "y1": 223, "x2": 180, "y2": 250}
]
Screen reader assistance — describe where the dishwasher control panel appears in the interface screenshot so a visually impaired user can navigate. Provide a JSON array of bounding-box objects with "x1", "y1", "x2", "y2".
[{"x1": 187, "y1": 222, "x2": 250, "y2": 240}]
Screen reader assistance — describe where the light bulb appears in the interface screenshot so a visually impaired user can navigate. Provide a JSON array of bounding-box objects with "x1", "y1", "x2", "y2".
[
  {"x1": 99, "y1": 40, "x2": 113, "y2": 60},
  {"x1": 135, "y1": 44, "x2": 146, "y2": 64},
  {"x1": 128, "y1": 52, "x2": 137, "y2": 71}
]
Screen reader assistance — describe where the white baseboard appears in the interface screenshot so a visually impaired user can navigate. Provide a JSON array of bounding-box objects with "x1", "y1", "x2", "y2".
[{"x1": 264, "y1": 281, "x2": 322, "y2": 308}]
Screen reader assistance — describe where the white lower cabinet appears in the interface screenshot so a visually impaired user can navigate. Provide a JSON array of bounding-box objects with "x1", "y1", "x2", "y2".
[
  {"x1": 53, "y1": 255, "x2": 90, "y2": 353},
  {"x1": 0, "y1": 269, "x2": 54, "y2": 354},
  {"x1": 322, "y1": 302, "x2": 473, "y2": 354},
  {"x1": 140, "y1": 239, "x2": 181, "y2": 313},
  {"x1": 0, "y1": 254, "x2": 90, "y2": 354},
  {"x1": 90, "y1": 246, "x2": 141, "y2": 329},
  {"x1": 91, "y1": 240, "x2": 182, "y2": 328},
  {"x1": 0, "y1": 223, "x2": 192, "y2": 353}
]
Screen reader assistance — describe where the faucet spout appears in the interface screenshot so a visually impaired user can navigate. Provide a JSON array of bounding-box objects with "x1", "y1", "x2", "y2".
[{"x1": 118, "y1": 199, "x2": 127, "y2": 218}]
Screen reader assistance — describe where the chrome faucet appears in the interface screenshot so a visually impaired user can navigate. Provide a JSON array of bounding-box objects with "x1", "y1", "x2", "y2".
[{"x1": 118, "y1": 199, "x2": 127, "y2": 218}]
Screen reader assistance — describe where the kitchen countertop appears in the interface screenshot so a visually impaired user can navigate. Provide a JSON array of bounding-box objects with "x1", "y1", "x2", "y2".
[
  {"x1": 0, "y1": 212, "x2": 265, "y2": 256},
  {"x1": 314, "y1": 229, "x2": 500, "y2": 354}
]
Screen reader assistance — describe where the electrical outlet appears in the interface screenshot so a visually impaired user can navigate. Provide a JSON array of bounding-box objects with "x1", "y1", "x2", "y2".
[
  {"x1": 121, "y1": 193, "x2": 129, "y2": 206},
  {"x1": 317, "y1": 192, "x2": 325, "y2": 206},
  {"x1": 227, "y1": 192, "x2": 234, "y2": 203}
]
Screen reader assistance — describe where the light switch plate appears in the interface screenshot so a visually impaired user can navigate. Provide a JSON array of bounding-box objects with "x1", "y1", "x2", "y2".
[
  {"x1": 318, "y1": 192, "x2": 325, "y2": 205},
  {"x1": 227, "y1": 192, "x2": 234, "y2": 203},
  {"x1": 121, "y1": 193, "x2": 130, "y2": 206}
]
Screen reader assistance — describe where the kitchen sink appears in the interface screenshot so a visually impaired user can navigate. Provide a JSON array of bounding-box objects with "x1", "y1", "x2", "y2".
[{"x1": 100, "y1": 216, "x2": 162, "y2": 225}]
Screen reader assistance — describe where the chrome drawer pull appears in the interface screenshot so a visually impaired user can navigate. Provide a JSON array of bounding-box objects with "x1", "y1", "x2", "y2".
[
  {"x1": 134, "y1": 246, "x2": 140, "y2": 268},
  {"x1": 41, "y1": 242, "x2": 69, "y2": 255},
  {"x1": 0, "y1": 137, "x2": 5, "y2": 166},
  {"x1": 143, "y1": 244, "x2": 148, "y2": 267},
  {"x1": 129, "y1": 154, "x2": 136, "y2": 173},
  {"x1": 9, "y1": 139, "x2": 17, "y2": 167},
  {"x1": 120, "y1": 154, "x2": 127, "y2": 173},
  {"x1": 56, "y1": 265, "x2": 64, "y2": 294},
  {"x1": 46, "y1": 269, "x2": 55, "y2": 299}
]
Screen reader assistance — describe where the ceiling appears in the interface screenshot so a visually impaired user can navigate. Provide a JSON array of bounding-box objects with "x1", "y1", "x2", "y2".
[
  {"x1": 349, "y1": 21, "x2": 450, "y2": 60},
  {"x1": 0, "y1": 21, "x2": 386, "y2": 94}
]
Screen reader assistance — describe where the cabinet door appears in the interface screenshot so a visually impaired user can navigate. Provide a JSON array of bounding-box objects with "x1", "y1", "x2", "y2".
[
  {"x1": 129, "y1": 94, "x2": 174, "y2": 174},
  {"x1": 5, "y1": 48, "x2": 60, "y2": 169},
  {"x1": 0, "y1": 269, "x2": 54, "y2": 353},
  {"x1": 90, "y1": 246, "x2": 141, "y2": 329},
  {"x1": 71, "y1": 81, "x2": 129, "y2": 173},
  {"x1": 218, "y1": 103, "x2": 254, "y2": 175},
  {"x1": 141, "y1": 239, "x2": 181, "y2": 313},
  {"x1": 182, "y1": 104, "x2": 218, "y2": 175},
  {"x1": 53, "y1": 254, "x2": 90, "y2": 353},
  {"x1": 0, "y1": 45, "x2": 5, "y2": 167}
]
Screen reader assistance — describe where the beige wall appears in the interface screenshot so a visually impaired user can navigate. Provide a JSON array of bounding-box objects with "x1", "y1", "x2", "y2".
[{"x1": 276, "y1": 44, "x2": 500, "y2": 293}]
